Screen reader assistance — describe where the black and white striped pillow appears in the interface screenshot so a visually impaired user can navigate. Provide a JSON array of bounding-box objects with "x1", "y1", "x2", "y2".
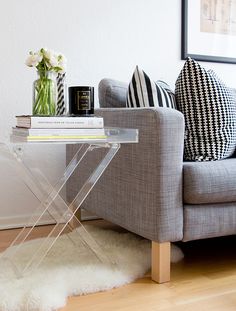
[
  {"x1": 126, "y1": 66, "x2": 176, "y2": 108},
  {"x1": 175, "y1": 58, "x2": 236, "y2": 161}
]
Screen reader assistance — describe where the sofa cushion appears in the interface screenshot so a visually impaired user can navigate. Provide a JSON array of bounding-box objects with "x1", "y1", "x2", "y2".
[
  {"x1": 126, "y1": 66, "x2": 176, "y2": 108},
  {"x1": 175, "y1": 57, "x2": 236, "y2": 161},
  {"x1": 183, "y1": 203, "x2": 236, "y2": 241},
  {"x1": 184, "y1": 158, "x2": 236, "y2": 204}
]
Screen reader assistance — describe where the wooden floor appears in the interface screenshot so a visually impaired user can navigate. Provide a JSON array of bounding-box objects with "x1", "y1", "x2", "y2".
[{"x1": 1, "y1": 221, "x2": 236, "y2": 311}]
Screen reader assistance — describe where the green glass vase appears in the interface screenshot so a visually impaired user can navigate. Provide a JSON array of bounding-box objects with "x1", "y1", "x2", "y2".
[{"x1": 33, "y1": 71, "x2": 56, "y2": 116}]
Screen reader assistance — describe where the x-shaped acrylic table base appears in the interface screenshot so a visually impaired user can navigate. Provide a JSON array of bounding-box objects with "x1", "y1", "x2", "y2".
[{"x1": 0, "y1": 142, "x2": 120, "y2": 278}]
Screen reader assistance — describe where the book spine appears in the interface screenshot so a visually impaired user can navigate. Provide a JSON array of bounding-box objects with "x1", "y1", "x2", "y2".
[
  {"x1": 27, "y1": 135, "x2": 107, "y2": 140},
  {"x1": 12, "y1": 128, "x2": 105, "y2": 136},
  {"x1": 30, "y1": 118, "x2": 104, "y2": 129},
  {"x1": 10, "y1": 135, "x2": 107, "y2": 143}
]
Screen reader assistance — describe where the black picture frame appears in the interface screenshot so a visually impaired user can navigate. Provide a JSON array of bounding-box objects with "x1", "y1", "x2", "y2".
[{"x1": 181, "y1": 0, "x2": 236, "y2": 64}]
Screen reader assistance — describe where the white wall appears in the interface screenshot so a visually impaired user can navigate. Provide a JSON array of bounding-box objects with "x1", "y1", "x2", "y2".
[
  {"x1": 0, "y1": 145, "x2": 65, "y2": 229},
  {"x1": 0, "y1": 0, "x2": 236, "y2": 227}
]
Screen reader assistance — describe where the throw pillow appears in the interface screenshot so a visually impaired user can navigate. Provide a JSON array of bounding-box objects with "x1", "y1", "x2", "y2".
[
  {"x1": 126, "y1": 66, "x2": 176, "y2": 108},
  {"x1": 175, "y1": 57, "x2": 236, "y2": 161}
]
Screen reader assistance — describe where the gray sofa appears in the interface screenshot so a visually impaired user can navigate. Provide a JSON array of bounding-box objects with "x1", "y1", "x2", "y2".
[{"x1": 66, "y1": 79, "x2": 236, "y2": 283}]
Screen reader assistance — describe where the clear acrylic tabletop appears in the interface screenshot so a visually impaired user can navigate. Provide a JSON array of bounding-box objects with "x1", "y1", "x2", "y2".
[{"x1": 9, "y1": 127, "x2": 139, "y2": 145}]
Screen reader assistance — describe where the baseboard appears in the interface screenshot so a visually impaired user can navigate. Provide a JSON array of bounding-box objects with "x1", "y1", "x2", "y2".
[
  {"x1": 80, "y1": 209, "x2": 100, "y2": 221},
  {"x1": 0, "y1": 213, "x2": 57, "y2": 230},
  {"x1": 0, "y1": 209, "x2": 100, "y2": 230}
]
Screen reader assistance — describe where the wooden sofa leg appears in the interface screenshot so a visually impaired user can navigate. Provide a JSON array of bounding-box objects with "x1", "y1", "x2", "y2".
[{"x1": 151, "y1": 241, "x2": 170, "y2": 283}]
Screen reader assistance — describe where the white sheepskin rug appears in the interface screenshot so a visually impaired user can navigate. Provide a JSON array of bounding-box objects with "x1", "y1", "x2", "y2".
[{"x1": 0, "y1": 225, "x2": 183, "y2": 311}]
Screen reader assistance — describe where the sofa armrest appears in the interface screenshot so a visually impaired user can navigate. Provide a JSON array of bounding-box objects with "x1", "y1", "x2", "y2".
[{"x1": 67, "y1": 107, "x2": 185, "y2": 242}]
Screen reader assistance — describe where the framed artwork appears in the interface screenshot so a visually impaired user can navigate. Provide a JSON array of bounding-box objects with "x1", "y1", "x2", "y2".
[{"x1": 182, "y1": 0, "x2": 236, "y2": 64}]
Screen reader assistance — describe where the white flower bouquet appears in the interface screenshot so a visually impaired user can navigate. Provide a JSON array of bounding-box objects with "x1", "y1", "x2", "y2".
[{"x1": 26, "y1": 48, "x2": 67, "y2": 115}]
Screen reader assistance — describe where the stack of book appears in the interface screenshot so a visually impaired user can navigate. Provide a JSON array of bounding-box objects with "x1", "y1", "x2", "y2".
[{"x1": 11, "y1": 115, "x2": 106, "y2": 142}]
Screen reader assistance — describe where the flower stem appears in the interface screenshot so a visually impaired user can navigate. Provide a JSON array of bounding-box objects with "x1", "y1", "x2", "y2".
[{"x1": 33, "y1": 74, "x2": 56, "y2": 115}]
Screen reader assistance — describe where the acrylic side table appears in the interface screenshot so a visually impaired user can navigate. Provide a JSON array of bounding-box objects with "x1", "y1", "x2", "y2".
[{"x1": 0, "y1": 128, "x2": 138, "y2": 278}]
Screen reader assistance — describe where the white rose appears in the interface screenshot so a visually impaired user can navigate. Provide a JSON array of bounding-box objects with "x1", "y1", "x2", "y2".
[
  {"x1": 25, "y1": 53, "x2": 42, "y2": 67},
  {"x1": 49, "y1": 55, "x2": 59, "y2": 67},
  {"x1": 43, "y1": 49, "x2": 52, "y2": 60},
  {"x1": 44, "y1": 50, "x2": 59, "y2": 67}
]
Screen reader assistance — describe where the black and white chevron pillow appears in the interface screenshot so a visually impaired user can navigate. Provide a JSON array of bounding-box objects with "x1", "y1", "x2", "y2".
[
  {"x1": 126, "y1": 66, "x2": 176, "y2": 108},
  {"x1": 175, "y1": 58, "x2": 236, "y2": 161}
]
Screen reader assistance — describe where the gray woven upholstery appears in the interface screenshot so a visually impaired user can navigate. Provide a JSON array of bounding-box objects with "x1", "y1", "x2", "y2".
[
  {"x1": 67, "y1": 107, "x2": 185, "y2": 242},
  {"x1": 66, "y1": 79, "x2": 236, "y2": 243},
  {"x1": 183, "y1": 203, "x2": 236, "y2": 241},
  {"x1": 184, "y1": 158, "x2": 236, "y2": 204},
  {"x1": 98, "y1": 79, "x2": 128, "y2": 108}
]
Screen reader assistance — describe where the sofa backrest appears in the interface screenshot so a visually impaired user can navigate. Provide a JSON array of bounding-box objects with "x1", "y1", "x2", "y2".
[
  {"x1": 98, "y1": 79, "x2": 128, "y2": 108},
  {"x1": 98, "y1": 79, "x2": 236, "y2": 109}
]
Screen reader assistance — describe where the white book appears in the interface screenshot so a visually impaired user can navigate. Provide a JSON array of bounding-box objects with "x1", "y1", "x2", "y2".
[
  {"x1": 12, "y1": 127, "x2": 105, "y2": 137},
  {"x1": 16, "y1": 115, "x2": 104, "y2": 129}
]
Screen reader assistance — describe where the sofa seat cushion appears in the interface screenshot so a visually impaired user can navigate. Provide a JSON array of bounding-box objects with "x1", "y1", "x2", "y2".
[
  {"x1": 184, "y1": 158, "x2": 236, "y2": 204},
  {"x1": 183, "y1": 203, "x2": 236, "y2": 241}
]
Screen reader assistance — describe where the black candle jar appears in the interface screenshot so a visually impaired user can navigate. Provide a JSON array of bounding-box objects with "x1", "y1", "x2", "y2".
[{"x1": 68, "y1": 86, "x2": 94, "y2": 116}]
